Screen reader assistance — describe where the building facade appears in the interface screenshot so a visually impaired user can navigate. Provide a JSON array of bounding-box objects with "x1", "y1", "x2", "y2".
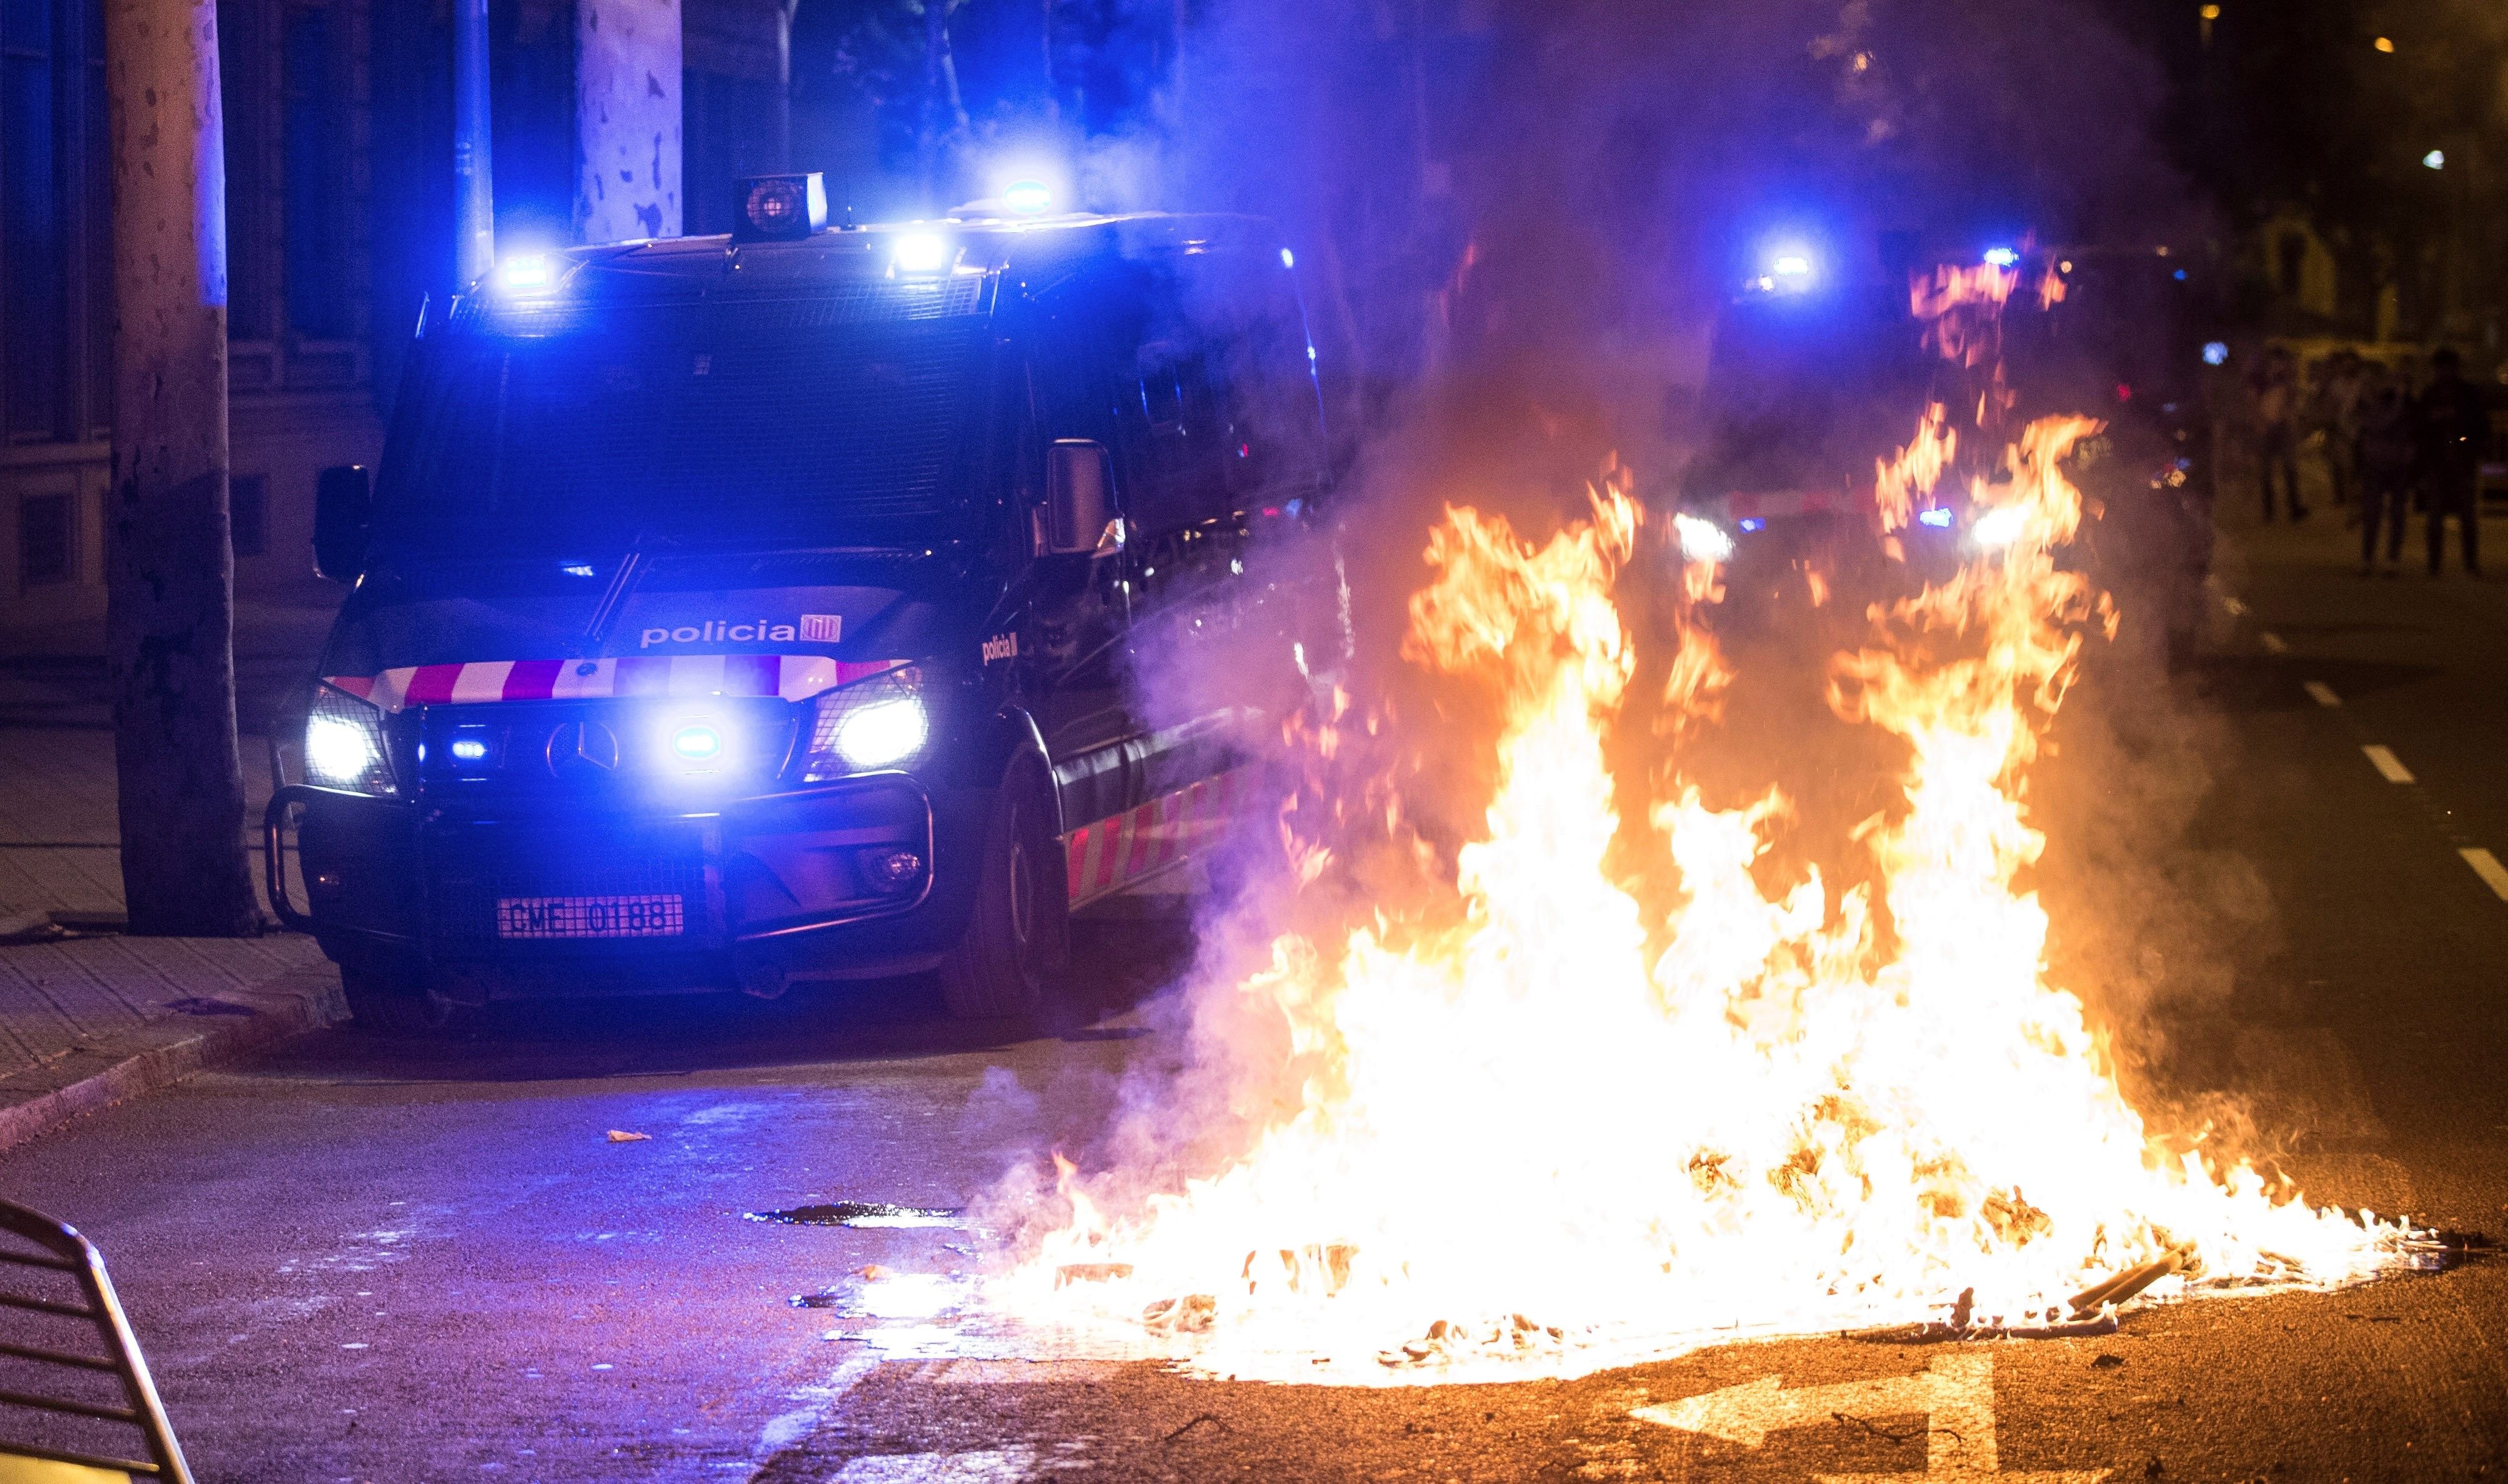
[{"x1": 0, "y1": 0, "x2": 786, "y2": 642}]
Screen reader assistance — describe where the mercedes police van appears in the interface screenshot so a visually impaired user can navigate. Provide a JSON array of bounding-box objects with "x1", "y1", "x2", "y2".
[{"x1": 267, "y1": 175, "x2": 1326, "y2": 1032}]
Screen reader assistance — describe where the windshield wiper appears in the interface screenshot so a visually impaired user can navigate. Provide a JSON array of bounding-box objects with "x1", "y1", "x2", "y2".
[{"x1": 579, "y1": 534, "x2": 674, "y2": 655}]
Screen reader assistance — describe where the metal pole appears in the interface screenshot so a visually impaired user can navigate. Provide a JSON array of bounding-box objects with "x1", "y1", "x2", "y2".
[{"x1": 454, "y1": 0, "x2": 494, "y2": 284}]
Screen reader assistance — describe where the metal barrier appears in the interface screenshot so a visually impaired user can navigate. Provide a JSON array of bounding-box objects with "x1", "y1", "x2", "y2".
[{"x1": 0, "y1": 1199, "x2": 194, "y2": 1482}]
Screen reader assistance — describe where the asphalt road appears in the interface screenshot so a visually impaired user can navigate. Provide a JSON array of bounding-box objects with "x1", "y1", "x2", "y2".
[{"x1": 7, "y1": 502, "x2": 2508, "y2": 1482}]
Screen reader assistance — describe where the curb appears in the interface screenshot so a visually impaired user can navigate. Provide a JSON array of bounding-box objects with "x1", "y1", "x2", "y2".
[{"x1": 0, "y1": 961, "x2": 346, "y2": 1156}]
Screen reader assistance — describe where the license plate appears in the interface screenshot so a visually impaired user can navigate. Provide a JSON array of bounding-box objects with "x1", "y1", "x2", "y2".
[{"x1": 495, "y1": 894, "x2": 685, "y2": 939}]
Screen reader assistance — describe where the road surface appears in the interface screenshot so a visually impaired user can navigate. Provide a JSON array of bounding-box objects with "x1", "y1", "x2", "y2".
[{"x1": 4, "y1": 509, "x2": 2507, "y2": 1482}]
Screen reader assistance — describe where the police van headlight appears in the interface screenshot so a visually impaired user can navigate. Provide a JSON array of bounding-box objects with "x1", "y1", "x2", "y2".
[
  {"x1": 304, "y1": 685, "x2": 396, "y2": 795},
  {"x1": 801, "y1": 668, "x2": 928, "y2": 781},
  {"x1": 1968, "y1": 504, "x2": 2029, "y2": 551},
  {"x1": 1674, "y1": 513, "x2": 1736, "y2": 565}
]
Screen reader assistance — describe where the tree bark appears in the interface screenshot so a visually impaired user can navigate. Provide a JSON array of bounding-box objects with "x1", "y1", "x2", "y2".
[
  {"x1": 576, "y1": 0, "x2": 683, "y2": 244},
  {"x1": 104, "y1": 0, "x2": 259, "y2": 937}
]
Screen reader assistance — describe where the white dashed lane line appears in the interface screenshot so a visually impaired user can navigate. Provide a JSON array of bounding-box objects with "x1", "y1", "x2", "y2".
[
  {"x1": 2362, "y1": 745, "x2": 2415, "y2": 784},
  {"x1": 2266, "y1": 613, "x2": 2508, "y2": 908},
  {"x1": 2462, "y1": 850, "x2": 2508, "y2": 903}
]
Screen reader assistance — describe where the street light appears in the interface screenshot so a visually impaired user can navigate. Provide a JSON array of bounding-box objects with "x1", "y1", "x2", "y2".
[
  {"x1": 2374, "y1": 36, "x2": 2395, "y2": 53},
  {"x1": 2425, "y1": 149, "x2": 2447, "y2": 171}
]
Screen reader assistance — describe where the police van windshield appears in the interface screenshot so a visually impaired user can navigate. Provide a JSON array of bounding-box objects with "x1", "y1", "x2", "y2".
[
  {"x1": 1689, "y1": 291, "x2": 1928, "y2": 497},
  {"x1": 374, "y1": 307, "x2": 989, "y2": 559}
]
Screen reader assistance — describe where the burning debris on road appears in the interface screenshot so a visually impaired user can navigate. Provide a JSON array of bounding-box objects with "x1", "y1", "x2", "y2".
[{"x1": 978, "y1": 261, "x2": 2418, "y2": 1385}]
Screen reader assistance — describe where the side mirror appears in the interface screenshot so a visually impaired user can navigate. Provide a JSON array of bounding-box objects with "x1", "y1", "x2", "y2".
[
  {"x1": 312, "y1": 464, "x2": 371, "y2": 582},
  {"x1": 1039, "y1": 440, "x2": 1115, "y2": 557}
]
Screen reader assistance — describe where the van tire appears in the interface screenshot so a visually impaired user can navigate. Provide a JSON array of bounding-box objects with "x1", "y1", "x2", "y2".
[
  {"x1": 937, "y1": 769, "x2": 1071, "y2": 1023},
  {"x1": 339, "y1": 958, "x2": 465, "y2": 1036}
]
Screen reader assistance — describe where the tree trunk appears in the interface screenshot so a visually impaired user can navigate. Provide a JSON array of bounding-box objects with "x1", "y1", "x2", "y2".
[
  {"x1": 576, "y1": 0, "x2": 682, "y2": 244},
  {"x1": 104, "y1": 0, "x2": 259, "y2": 937},
  {"x1": 773, "y1": 0, "x2": 795, "y2": 172}
]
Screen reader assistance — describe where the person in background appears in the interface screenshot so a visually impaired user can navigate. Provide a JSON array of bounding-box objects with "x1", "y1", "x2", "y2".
[
  {"x1": 2354, "y1": 361, "x2": 2415, "y2": 577},
  {"x1": 2413, "y1": 347, "x2": 2487, "y2": 577},
  {"x1": 2252, "y1": 347, "x2": 2307, "y2": 521},
  {"x1": 2315, "y1": 348, "x2": 2366, "y2": 512}
]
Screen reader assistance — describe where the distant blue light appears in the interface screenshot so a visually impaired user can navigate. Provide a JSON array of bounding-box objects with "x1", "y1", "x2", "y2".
[
  {"x1": 1917, "y1": 507, "x2": 1954, "y2": 529},
  {"x1": 2202, "y1": 341, "x2": 2229, "y2": 367},
  {"x1": 1738, "y1": 517, "x2": 1766, "y2": 532},
  {"x1": 560, "y1": 562, "x2": 597, "y2": 578},
  {"x1": 1280, "y1": 247, "x2": 1295, "y2": 269},
  {"x1": 1983, "y1": 247, "x2": 2020, "y2": 267},
  {"x1": 2173, "y1": 269, "x2": 2188, "y2": 281}
]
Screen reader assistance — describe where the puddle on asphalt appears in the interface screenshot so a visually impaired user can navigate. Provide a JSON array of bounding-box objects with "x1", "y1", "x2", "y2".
[{"x1": 745, "y1": 1201, "x2": 963, "y2": 1228}]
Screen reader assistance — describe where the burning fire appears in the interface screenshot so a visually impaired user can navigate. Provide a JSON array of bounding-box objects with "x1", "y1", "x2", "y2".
[{"x1": 993, "y1": 309, "x2": 2401, "y2": 1388}]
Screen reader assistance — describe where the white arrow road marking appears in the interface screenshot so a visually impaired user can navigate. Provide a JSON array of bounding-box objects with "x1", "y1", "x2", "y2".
[
  {"x1": 1632, "y1": 1353, "x2": 2109, "y2": 1481},
  {"x1": 2362, "y1": 745, "x2": 2414, "y2": 784},
  {"x1": 2461, "y1": 848, "x2": 2508, "y2": 902}
]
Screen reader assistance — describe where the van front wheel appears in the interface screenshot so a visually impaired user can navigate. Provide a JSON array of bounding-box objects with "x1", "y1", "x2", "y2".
[{"x1": 937, "y1": 772, "x2": 1071, "y2": 1023}]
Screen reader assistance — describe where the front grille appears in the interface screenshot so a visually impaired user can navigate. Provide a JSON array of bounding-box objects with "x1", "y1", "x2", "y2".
[{"x1": 423, "y1": 822, "x2": 715, "y2": 949}]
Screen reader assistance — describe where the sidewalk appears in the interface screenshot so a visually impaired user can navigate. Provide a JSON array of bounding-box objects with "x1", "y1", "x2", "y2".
[{"x1": 0, "y1": 589, "x2": 346, "y2": 1153}]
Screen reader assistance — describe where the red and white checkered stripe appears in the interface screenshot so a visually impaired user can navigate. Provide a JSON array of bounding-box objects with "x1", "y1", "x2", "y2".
[
  {"x1": 326, "y1": 656, "x2": 905, "y2": 712},
  {"x1": 1063, "y1": 766, "x2": 1260, "y2": 908}
]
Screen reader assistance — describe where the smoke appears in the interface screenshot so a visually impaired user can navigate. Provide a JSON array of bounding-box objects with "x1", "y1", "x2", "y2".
[{"x1": 971, "y1": 0, "x2": 2313, "y2": 1263}]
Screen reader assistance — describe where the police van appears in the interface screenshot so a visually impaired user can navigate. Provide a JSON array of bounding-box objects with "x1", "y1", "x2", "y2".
[{"x1": 267, "y1": 175, "x2": 1327, "y2": 1032}]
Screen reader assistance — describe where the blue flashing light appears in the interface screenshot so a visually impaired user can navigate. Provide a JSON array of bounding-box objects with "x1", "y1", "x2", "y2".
[
  {"x1": 1770, "y1": 252, "x2": 1813, "y2": 279},
  {"x1": 671, "y1": 723, "x2": 723, "y2": 762},
  {"x1": 449, "y1": 737, "x2": 489, "y2": 763},
  {"x1": 2424, "y1": 149, "x2": 2447, "y2": 171},
  {"x1": 560, "y1": 562, "x2": 597, "y2": 578},
  {"x1": 1917, "y1": 507, "x2": 1954, "y2": 529},
  {"x1": 1738, "y1": 517, "x2": 1766, "y2": 532},
  {"x1": 1280, "y1": 247, "x2": 1296, "y2": 269},
  {"x1": 2202, "y1": 341, "x2": 2229, "y2": 367},
  {"x1": 892, "y1": 233, "x2": 951, "y2": 274},
  {"x1": 2173, "y1": 268, "x2": 2189, "y2": 281},
  {"x1": 1002, "y1": 179, "x2": 1053, "y2": 216},
  {"x1": 1983, "y1": 246, "x2": 2020, "y2": 268},
  {"x1": 495, "y1": 254, "x2": 554, "y2": 292}
]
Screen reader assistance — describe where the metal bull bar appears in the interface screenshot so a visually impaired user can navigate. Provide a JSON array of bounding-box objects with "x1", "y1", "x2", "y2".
[{"x1": 0, "y1": 1198, "x2": 194, "y2": 1482}]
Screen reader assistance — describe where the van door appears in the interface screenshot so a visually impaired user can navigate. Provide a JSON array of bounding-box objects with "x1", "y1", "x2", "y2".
[{"x1": 1020, "y1": 301, "x2": 1133, "y2": 829}]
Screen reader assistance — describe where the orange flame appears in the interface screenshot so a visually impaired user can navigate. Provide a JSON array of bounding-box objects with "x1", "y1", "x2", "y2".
[{"x1": 995, "y1": 281, "x2": 2397, "y2": 1387}]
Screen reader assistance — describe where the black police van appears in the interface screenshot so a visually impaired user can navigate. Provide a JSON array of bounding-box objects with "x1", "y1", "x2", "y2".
[{"x1": 268, "y1": 176, "x2": 1326, "y2": 1032}]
